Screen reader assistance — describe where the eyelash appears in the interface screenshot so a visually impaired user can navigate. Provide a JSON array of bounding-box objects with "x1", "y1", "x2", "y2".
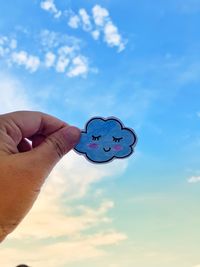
[
  {"x1": 92, "y1": 135, "x2": 101, "y2": 141},
  {"x1": 113, "y1": 136, "x2": 123, "y2": 142}
]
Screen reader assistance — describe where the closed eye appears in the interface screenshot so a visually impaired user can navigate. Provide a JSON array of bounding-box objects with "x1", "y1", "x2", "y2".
[
  {"x1": 113, "y1": 136, "x2": 123, "y2": 142},
  {"x1": 92, "y1": 135, "x2": 101, "y2": 141}
]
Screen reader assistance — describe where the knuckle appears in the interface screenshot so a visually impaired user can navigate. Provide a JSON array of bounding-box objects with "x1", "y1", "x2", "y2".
[{"x1": 46, "y1": 136, "x2": 66, "y2": 158}]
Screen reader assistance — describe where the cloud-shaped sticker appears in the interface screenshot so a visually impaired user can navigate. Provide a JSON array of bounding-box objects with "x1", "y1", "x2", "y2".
[{"x1": 74, "y1": 117, "x2": 137, "y2": 163}]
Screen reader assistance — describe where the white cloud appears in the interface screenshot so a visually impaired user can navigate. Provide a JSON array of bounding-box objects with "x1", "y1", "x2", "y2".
[
  {"x1": 92, "y1": 5, "x2": 109, "y2": 26},
  {"x1": 84, "y1": 231, "x2": 127, "y2": 246},
  {"x1": 1, "y1": 6, "x2": 126, "y2": 79},
  {"x1": 6, "y1": 153, "x2": 127, "y2": 239},
  {"x1": 39, "y1": 30, "x2": 92, "y2": 77},
  {"x1": 11, "y1": 196, "x2": 115, "y2": 239},
  {"x1": 67, "y1": 5, "x2": 126, "y2": 52},
  {"x1": 0, "y1": 46, "x2": 8, "y2": 57},
  {"x1": 0, "y1": 31, "x2": 92, "y2": 77},
  {"x1": 1, "y1": 4, "x2": 126, "y2": 75},
  {"x1": 67, "y1": 55, "x2": 89, "y2": 77},
  {"x1": 56, "y1": 56, "x2": 70, "y2": 72},
  {"x1": 0, "y1": 36, "x2": 17, "y2": 57},
  {"x1": 40, "y1": 29, "x2": 62, "y2": 48},
  {"x1": 67, "y1": 9, "x2": 93, "y2": 32},
  {"x1": 46, "y1": 153, "x2": 127, "y2": 200},
  {"x1": 40, "y1": 29, "x2": 81, "y2": 50},
  {"x1": 188, "y1": 176, "x2": 200, "y2": 183},
  {"x1": 40, "y1": 0, "x2": 61, "y2": 18},
  {"x1": 10, "y1": 39, "x2": 17, "y2": 50},
  {"x1": 44, "y1": 51, "x2": 56, "y2": 67},
  {"x1": 11, "y1": 51, "x2": 40, "y2": 72},
  {"x1": 68, "y1": 15, "x2": 80, "y2": 29},
  {"x1": 0, "y1": 153, "x2": 128, "y2": 266},
  {"x1": 0, "y1": 73, "x2": 34, "y2": 113},
  {"x1": 0, "y1": 36, "x2": 7, "y2": 45},
  {"x1": 55, "y1": 45, "x2": 74, "y2": 72},
  {"x1": 11, "y1": 50, "x2": 27, "y2": 64},
  {"x1": 92, "y1": 30, "x2": 100, "y2": 40},
  {"x1": 79, "y1": 8, "x2": 92, "y2": 31},
  {"x1": 0, "y1": 231, "x2": 126, "y2": 267},
  {"x1": 104, "y1": 21, "x2": 126, "y2": 52},
  {"x1": 58, "y1": 45, "x2": 74, "y2": 56}
]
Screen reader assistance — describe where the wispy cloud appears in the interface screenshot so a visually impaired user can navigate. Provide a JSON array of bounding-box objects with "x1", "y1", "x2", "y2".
[
  {"x1": 40, "y1": 0, "x2": 61, "y2": 18},
  {"x1": 0, "y1": 231, "x2": 126, "y2": 267},
  {"x1": 188, "y1": 176, "x2": 200, "y2": 183},
  {"x1": 1, "y1": 155, "x2": 128, "y2": 266},
  {"x1": 8, "y1": 154, "x2": 127, "y2": 240},
  {"x1": 0, "y1": 36, "x2": 17, "y2": 57}
]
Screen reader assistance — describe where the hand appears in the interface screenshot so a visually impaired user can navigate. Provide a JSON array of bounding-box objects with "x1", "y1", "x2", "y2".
[{"x1": 0, "y1": 111, "x2": 80, "y2": 242}]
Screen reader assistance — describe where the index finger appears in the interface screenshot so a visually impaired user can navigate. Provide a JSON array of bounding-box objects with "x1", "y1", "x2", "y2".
[{"x1": 0, "y1": 111, "x2": 68, "y2": 145}]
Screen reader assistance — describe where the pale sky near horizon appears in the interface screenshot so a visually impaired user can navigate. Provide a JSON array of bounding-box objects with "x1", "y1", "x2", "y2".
[{"x1": 1, "y1": 0, "x2": 200, "y2": 267}]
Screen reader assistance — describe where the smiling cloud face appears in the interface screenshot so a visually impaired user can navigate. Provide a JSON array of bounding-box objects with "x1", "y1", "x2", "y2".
[{"x1": 74, "y1": 117, "x2": 137, "y2": 163}]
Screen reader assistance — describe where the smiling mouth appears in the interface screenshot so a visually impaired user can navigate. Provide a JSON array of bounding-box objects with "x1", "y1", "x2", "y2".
[{"x1": 103, "y1": 147, "x2": 111, "y2": 152}]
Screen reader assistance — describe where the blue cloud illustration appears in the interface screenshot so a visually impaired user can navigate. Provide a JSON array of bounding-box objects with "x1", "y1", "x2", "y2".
[{"x1": 74, "y1": 117, "x2": 137, "y2": 163}]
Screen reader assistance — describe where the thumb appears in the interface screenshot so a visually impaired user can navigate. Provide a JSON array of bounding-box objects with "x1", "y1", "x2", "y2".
[{"x1": 30, "y1": 125, "x2": 81, "y2": 173}]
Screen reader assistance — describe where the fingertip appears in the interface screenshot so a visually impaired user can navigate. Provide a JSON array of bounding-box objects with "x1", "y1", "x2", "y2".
[{"x1": 65, "y1": 126, "x2": 81, "y2": 146}]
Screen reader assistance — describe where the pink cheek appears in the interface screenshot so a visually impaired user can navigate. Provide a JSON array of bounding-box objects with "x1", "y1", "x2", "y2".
[
  {"x1": 88, "y1": 143, "x2": 99, "y2": 149},
  {"x1": 113, "y1": 144, "x2": 123, "y2": 151}
]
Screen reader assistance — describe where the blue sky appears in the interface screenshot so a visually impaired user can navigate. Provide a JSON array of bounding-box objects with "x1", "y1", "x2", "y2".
[{"x1": 1, "y1": 0, "x2": 200, "y2": 267}]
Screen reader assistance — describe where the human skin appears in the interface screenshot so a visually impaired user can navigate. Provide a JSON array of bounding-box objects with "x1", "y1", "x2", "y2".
[{"x1": 0, "y1": 111, "x2": 81, "y2": 242}]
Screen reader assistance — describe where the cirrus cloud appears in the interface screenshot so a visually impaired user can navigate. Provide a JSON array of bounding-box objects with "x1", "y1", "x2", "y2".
[{"x1": 188, "y1": 176, "x2": 200, "y2": 183}]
